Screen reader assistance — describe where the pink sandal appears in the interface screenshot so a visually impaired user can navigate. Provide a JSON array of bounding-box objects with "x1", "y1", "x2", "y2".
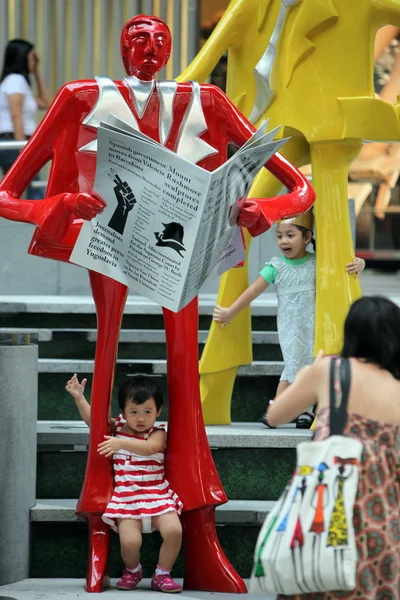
[
  {"x1": 116, "y1": 566, "x2": 143, "y2": 590},
  {"x1": 151, "y1": 572, "x2": 182, "y2": 593}
]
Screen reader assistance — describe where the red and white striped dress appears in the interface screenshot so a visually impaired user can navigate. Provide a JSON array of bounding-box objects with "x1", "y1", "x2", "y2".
[{"x1": 102, "y1": 415, "x2": 183, "y2": 533}]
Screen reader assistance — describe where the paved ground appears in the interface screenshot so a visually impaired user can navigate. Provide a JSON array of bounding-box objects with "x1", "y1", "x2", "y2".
[
  {"x1": 359, "y1": 268, "x2": 400, "y2": 301},
  {"x1": 0, "y1": 579, "x2": 277, "y2": 600}
]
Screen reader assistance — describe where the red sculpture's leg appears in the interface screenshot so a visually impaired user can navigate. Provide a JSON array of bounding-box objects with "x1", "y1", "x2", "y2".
[
  {"x1": 162, "y1": 298, "x2": 246, "y2": 593},
  {"x1": 85, "y1": 516, "x2": 111, "y2": 593},
  {"x1": 76, "y1": 271, "x2": 129, "y2": 593},
  {"x1": 182, "y1": 507, "x2": 247, "y2": 593}
]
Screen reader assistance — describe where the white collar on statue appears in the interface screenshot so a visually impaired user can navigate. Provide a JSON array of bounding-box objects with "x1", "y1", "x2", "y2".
[{"x1": 79, "y1": 76, "x2": 218, "y2": 163}]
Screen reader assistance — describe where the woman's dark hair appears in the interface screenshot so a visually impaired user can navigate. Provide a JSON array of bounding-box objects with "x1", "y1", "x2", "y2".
[
  {"x1": 341, "y1": 296, "x2": 400, "y2": 379},
  {"x1": 1, "y1": 39, "x2": 34, "y2": 85},
  {"x1": 295, "y1": 225, "x2": 316, "y2": 252},
  {"x1": 118, "y1": 374, "x2": 164, "y2": 411}
]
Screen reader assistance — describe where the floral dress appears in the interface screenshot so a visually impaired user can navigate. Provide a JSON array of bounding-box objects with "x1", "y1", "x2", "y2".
[
  {"x1": 278, "y1": 407, "x2": 400, "y2": 600},
  {"x1": 260, "y1": 253, "x2": 315, "y2": 383}
]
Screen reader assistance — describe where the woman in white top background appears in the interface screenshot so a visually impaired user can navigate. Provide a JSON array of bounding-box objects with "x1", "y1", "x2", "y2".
[{"x1": 0, "y1": 38, "x2": 50, "y2": 199}]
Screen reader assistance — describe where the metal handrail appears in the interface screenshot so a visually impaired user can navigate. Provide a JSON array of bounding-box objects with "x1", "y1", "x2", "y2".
[
  {"x1": 0, "y1": 139, "x2": 47, "y2": 188},
  {"x1": 0, "y1": 140, "x2": 28, "y2": 150}
]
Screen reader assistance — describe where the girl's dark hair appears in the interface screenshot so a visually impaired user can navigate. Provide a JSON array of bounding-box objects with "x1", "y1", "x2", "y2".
[
  {"x1": 295, "y1": 225, "x2": 316, "y2": 252},
  {"x1": 1, "y1": 39, "x2": 34, "y2": 85},
  {"x1": 341, "y1": 296, "x2": 400, "y2": 379},
  {"x1": 118, "y1": 374, "x2": 164, "y2": 411}
]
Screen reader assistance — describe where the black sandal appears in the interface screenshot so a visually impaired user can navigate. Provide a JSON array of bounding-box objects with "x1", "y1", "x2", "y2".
[
  {"x1": 261, "y1": 413, "x2": 276, "y2": 429},
  {"x1": 296, "y1": 411, "x2": 315, "y2": 429}
]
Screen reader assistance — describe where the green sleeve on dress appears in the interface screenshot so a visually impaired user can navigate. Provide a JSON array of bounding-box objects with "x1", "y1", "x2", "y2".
[{"x1": 259, "y1": 264, "x2": 276, "y2": 284}]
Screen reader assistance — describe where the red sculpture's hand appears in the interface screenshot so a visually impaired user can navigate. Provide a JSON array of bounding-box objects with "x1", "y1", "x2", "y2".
[
  {"x1": 240, "y1": 153, "x2": 315, "y2": 238},
  {"x1": 33, "y1": 192, "x2": 106, "y2": 244},
  {"x1": 63, "y1": 192, "x2": 106, "y2": 221},
  {"x1": 236, "y1": 200, "x2": 261, "y2": 228}
]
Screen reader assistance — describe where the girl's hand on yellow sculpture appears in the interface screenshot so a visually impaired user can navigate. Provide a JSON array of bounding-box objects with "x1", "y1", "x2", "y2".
[
  {"x1": 346, "y1": 257, "x2": 365, "y2": 276},
  {"x1": 213, "y1": 305, "x2": 233, "y2": 328}
]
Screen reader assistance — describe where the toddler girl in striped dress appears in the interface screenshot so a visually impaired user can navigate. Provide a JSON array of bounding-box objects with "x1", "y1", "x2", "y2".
[{"x1": 66, "y1": 373, "x2": 183, "y2": 593}]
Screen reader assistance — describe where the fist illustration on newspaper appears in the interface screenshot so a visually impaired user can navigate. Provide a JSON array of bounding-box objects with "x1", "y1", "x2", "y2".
[
  {"x1": 107, "y1": 168, "x2": 137, "y2": 235},
  {"x1": 109, "y1": 168, "x2": 136, "y2": 215}
]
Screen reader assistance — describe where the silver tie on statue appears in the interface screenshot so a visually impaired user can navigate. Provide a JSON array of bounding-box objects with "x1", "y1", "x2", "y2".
[
  {"x1": 124, "y1": 76, "x2": 155, "y2": 118},
  {"x1": 157, "y1": 81, "x2": 177, "y2": 146},
  {"x1": 249, "y1": 0, "x2": 301, "y2": 124}
]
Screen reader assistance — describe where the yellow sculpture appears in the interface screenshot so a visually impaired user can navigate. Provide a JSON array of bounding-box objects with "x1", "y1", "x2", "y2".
[{"x1": 178, "y1": 0, "x2": 400, "y2": 424}]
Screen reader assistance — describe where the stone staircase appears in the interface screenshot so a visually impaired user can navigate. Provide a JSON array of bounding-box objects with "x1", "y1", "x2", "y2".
[{"x1": 0, "y1": 294, "x2": 311, "y2": 583}]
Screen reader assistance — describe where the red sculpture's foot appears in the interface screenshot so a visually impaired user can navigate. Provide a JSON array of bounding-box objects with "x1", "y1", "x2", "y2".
[
  {"x1": 182, "y1": 507, "x2": 247, "y2": 593},
  {"x1": 85, "y1": 515, "x2": 111, "y2": 593}
]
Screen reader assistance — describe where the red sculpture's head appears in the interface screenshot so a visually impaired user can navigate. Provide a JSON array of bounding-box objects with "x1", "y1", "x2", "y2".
[{"x1": 120, "y1": 15, "x2": 171, "y2": 80}]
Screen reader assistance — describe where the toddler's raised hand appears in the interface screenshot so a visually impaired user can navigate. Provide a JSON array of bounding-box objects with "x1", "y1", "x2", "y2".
[
  {"x1": 213, "y1": 305, "x2": 232, "y2": 328},
  {"x1": 66, "y1": 373, "x2": 87, "y2": 400},
  {"x1": 346, "y1": 257, "x2": 365, "y2": 277}
]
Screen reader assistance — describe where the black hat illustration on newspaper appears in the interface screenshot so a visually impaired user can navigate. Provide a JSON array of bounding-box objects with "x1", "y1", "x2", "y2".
[{"x1": 154, "y1": 222, "x2": 186, "y2": 258}]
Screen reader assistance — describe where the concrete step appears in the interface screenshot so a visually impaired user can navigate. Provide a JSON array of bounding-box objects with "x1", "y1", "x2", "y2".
[
  {"x1": 36, "y1": 422, "x2": 309, "y2": 502},
  {"x1": 0, "y1": 294, "x2": 278, "y2": 315},
  {"x1": 39, "y1": 369, "x2": 282, "y2": 422},
  {"x1": 0, "y1": 294, "x2": 278, "y2": 332},
  {"x1": 29, "y1": 505, "x2": 271, "y2": 580},
  {"x1": 0, "y1": 327, "x2": 50, "y2": 340},
  {"x1": 0, "y1": 327, "x2": 282, "y2": 361},
  {"x1": 0, "y1": 327, "x2": 279, "y2": 345},
  {"x1": 0, "y1": 579, "x2": 276, "y2": 600},
  {"x1": 37, "y1": 357, "x2": 284, "y2": 375},
  {"x1": 31, "y1": 498, "x2": 274, "y2": 526},
  {"x1": 38, "y1": 420, "x2": 311, "y2": 448}
]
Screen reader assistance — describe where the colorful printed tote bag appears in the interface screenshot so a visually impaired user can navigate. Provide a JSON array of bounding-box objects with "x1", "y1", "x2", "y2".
[{"x1": 250, "y1": 358, "x2": 363, "y2": 595}]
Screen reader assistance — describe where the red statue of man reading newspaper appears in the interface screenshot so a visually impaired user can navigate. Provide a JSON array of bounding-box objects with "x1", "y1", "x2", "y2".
[{"x1": 0, "y1": 15, "x2": 314, "y2": 593}]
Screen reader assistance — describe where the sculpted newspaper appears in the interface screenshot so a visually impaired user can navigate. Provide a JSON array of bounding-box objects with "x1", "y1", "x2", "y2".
[{"x1": 70, "y1": 116, "x2": 288, "y2": 311}]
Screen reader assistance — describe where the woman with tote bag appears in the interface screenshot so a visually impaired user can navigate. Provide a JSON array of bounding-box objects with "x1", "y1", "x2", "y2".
[{"x1": 254, "y1": 296, "x2": 400, "y2": 599}]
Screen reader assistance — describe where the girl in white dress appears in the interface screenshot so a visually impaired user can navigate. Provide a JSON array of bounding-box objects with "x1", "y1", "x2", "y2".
[{"x1": 213, "y1": 210, "x2": 365, "y2": 428}]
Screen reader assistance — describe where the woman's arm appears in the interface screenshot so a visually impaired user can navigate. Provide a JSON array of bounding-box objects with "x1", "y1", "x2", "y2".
[
  {"x1": 31, "y1": 52, "x2": 51, "y2": 108},
  {"x1": 8, "y1": 94, "x2": 25, "y2": 140},
  {"x1": 34, "y1": 71, "x2": 51, "y2": 108},
  {"x1": 374, "y1": 25, "x2": 400, "y2": 61},
  {"x1": 267, "y1": 357, "x2": 327, "y2": 427},
  {"x1": 98, "y1": 429, "x2": 166, "y2": 458},
  {"x1": 213, "y1": 275, "x2": 268, "y2": 327}
]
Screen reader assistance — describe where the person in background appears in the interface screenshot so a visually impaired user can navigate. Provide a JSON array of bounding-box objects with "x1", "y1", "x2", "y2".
[{"x1": 0, "y1": 38, "x2": 50, "y2": 199}]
